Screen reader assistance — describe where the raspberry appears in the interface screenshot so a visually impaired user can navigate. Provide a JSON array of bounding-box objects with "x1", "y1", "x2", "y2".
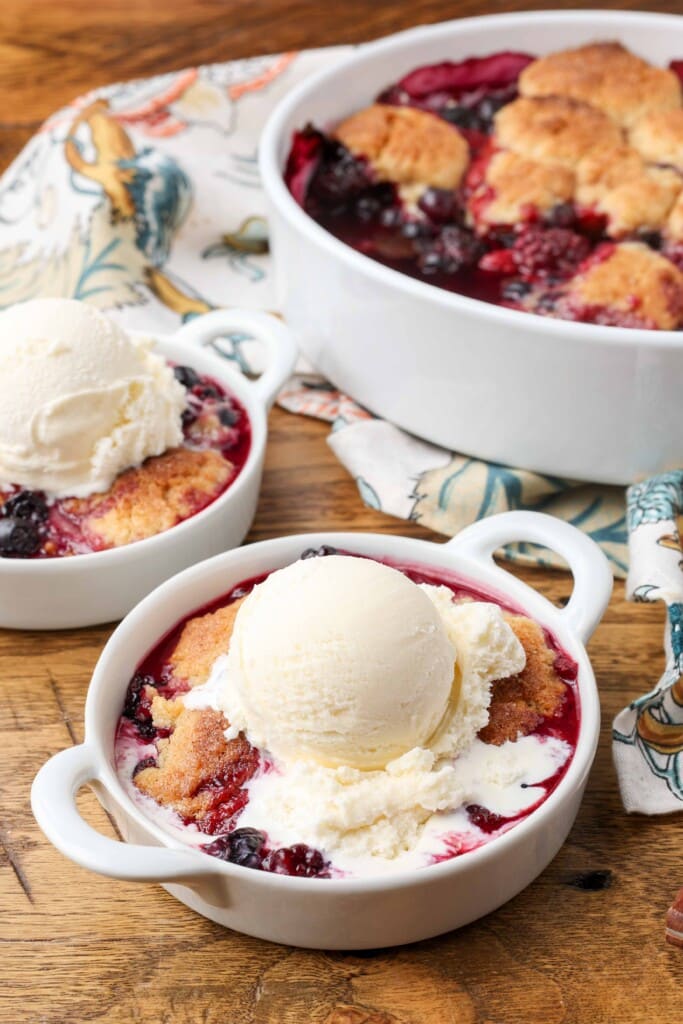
[
  {"x1": 510, "y1": 226, "x2": 590, "y2": 281},
  {"x1": 553, "y1": 652, "x2": 578, "y2": 681},
  {"x1": 479, "y1": 249, "x2": 517, "y2": 274}
]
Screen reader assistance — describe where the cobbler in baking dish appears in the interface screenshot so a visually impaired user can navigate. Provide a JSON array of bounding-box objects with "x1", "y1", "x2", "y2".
[
  {"x1": 115, "y1": 548, "x2": 579, "y2": 879},
  {"x1": 0, "y1": 368, "x2": 250, "y2": 558},
  {"x1": 285, "y1": 42, "x2": 683, "y2": 329}
]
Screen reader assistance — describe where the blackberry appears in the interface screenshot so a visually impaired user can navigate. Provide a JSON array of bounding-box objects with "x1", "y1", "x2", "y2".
[
  {"x1": 1, "y1": 491, "x2": 48, "y2": 523},
  {"x1": 0, "y1": 518, "x2": 41, "y2": 557}
]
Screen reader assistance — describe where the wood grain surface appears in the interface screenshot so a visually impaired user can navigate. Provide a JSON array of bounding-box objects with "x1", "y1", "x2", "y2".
[{"x1": 1, "y1": 2, "x2": 682, "y2": 1021}]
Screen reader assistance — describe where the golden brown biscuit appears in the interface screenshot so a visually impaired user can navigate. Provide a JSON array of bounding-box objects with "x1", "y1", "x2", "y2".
[
  {"x1": 335, "y1": 103, "x2": 469, "y2": 190},
  {"x1": 74, "y1": 447, "x2": 233, "y2": 549},
  {"x1": 568, "y1": 242, "x2": 683, "y2": 330},
  {"x1": 629, "y1": 108, "x2": 683, "y2": 168},
  {"x1": 471, "y1": 149, "x2": 574, "y2": 226},
  {"x1": 576, "y1": 145, "x2": 681, "y2": 235},
  {"x1": 519, "y1": 42, "x2": 681, "y2": 128},
  {"x1": 479, "y1": 616, "x2": 567, "y2": 746},
  {"x1": 666, "y1": 190, "x2": 683, "y2": 240},
  {"x1": 494, "y1": 96, "x2": 622, "y2": 169},
  {"x1": 168, "y1": 597, "x2": 245, "y2": 687},
  {"x1": 135, "y1": 706, "x2": 256, "y2": 819},
  {"x1": 149, "y1": 693, "x2": 185, "y2": 731}
]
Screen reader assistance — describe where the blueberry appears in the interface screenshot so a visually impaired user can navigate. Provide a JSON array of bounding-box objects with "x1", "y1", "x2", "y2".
[
  {"x1": 173, "y1": 365, "x2": 201, "y2": 389},
  {"x1": 194, "y1": 384, "x2": 221, "y2": 401},
  {"x1": 0, "y1": 517, "x2": 41, "y2": 557},
  {"x1": 502, "y1": 279, "x2": 532, "y2": 300},
  {"x1": 401, "y1": 220, "x2": 432, "y2": 240},
  {"x1": 547, "y1": 202, "x2": 577, "y2": 229},
  {"x1": 379, "y1": 206, "x2": 403, "y2": 229},
  {"x1": 418, "y1": 188, "x2": 458, "y2": 225},
  {"x1": 440, "y1": 105, "x2": 478, "y2": 130},
  {"x1": 300, "y1": 545, "x2": 338, "y2": 559},
  {"x1": 537, "y1": 292, "x2": 560, "y2": 312},
  {"x1": 181, "y1": 407, "x2": 197, "y2": 428},
  {"x1": 203, "y1": 827, "x2": 266, "y2": 868},
  {"x1": 1, "y1": 491, "x2": 48, "y2": 522},
  {"x1": 217, "y1": 405, "x2": 238, "y2": 426},
  {"x1": 354, "y1": 195, "x2": 382, "y2": 222},
  {"x1": 473, "y1": 95, "x2": 509, "y2": 130}
]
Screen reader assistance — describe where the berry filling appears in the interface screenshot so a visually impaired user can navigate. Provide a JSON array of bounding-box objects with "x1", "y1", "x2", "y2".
[
  {"x1": 115, "y1": 549, "x2": 579, "y2": 878},
  {"x1": 0, "y1": 365, "x2": 251, "y2": 558},
  {"x1": 285, "y1": 49, "x2": 683, "y2": 329}
]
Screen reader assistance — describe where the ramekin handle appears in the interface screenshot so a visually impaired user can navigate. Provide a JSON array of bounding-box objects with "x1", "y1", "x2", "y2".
[
  {"x1": 174, "y1": 308, "x2": 298, "y2": 409},
  {"x1": 445, "y1": 511, "x2": 612, "y2": 643},
  {"x1": 31, "y1": 744, "x2": 209, "y2": 883}
]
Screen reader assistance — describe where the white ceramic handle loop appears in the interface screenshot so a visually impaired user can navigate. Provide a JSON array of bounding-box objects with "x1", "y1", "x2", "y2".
[
  {"x1": 174, "y1": 308, "x2": 298, "y2": 409},
  {"x1": 446, "y1": 511, "x2": 612, "y2": 643},
  {"x1": 31, "y1": 745, "x2": 208, "y2": 883}
]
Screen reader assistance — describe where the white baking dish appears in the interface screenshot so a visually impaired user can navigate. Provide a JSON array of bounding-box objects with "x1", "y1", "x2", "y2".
[
  {"x1": 0, "y1": 309, "x2": 297, "y2": 629},
  {"x1": 259, "y1": 10, "x2": 683, "y2": 485},
  {"x1": 31, "y1": 511, "x2": 611, "y2": 948}
]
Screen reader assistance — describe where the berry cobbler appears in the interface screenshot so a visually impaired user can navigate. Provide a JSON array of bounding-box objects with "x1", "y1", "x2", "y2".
[
  {"x1": 0, "y1": 299, "x2": 250, "y2": 558},
  {"x1": 285, "y1": 42, "x2": 683, "y2": 329},
  {"x1": 115, "y1": 550, "x2": 579, "y2": 879}
]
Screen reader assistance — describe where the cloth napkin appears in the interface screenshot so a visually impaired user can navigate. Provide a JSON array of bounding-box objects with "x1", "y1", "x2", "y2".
[
  {"x1": 614, "y1": 475, "x2": 683, "y2": 814},
  {"x1": 0, "y1": 45, "x2": 679, "y2": 814}
]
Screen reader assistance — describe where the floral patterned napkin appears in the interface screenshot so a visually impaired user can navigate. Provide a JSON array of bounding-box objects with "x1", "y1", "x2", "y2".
[
  {"x1": 0, "y1": 45, "x2": 678, "y2": 813},
  {"x1": 615, "y1": 475, "x2": 683, "y2": 813}
]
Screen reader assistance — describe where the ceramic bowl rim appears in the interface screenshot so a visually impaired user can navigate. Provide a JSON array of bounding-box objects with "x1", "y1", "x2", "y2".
[
  {"x1": 0, "y1": 333, "x2": 267, "y2": 575},
  {"x1": 86, "y1": 527, "x2": 601, "y2": 894},
  {"x1": 259, "y1": 8, "x2": 683, "y2": 352}
]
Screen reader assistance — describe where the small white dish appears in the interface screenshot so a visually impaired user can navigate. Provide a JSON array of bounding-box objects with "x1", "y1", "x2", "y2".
[
  {"x1": 32, "y1": 511, "x2": 611, "y2": 949},
  {"x1": 0, "y1": 309, "x2": 297, "y2": 629},
  {"x1": 259, "y1": 10, "x2": 683, "y2": 485}
]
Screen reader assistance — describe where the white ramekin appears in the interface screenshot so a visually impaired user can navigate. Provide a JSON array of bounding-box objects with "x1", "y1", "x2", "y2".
[
  {"x1": 0, "y1": 309, "x2": 297, "y2": 630},
  {"x1": 259, "y1": 10, "x2": 683, "y2": 486},
  {"x1": 32, "y1": 511, "x2": 612, "y2": 949}
]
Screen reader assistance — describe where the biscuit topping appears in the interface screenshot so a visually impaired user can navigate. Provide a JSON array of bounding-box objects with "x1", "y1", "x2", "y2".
[
  {"x1": 494, "y1": 96, "x2": 622, "y2": 168},
  {"x1": 519, "y1": 42, "x2": 682, "y2": 127},
  {"x1": 335, "y1": 103, "x2": 469, "y2": 190},
  {"x1": 286, "y1": 42, "x2": 683, "y2": 329}
]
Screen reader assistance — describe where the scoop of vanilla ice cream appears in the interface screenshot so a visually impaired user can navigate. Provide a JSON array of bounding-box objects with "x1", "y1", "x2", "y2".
[
  {"x1": 218, "y1": 555, "x2": 457, "y2": 770},
  {"x1": 420, "y1": 587, "x2": 527, "y2": 757},
  {"x1": 0, "y1": 298, "x2": 186, "y2": 498},
  {"x1": 188, "y1": 555, "x2": 529, "y2": 864}
]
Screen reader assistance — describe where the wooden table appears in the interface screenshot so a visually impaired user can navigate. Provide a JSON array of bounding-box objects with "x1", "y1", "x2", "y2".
[{"x1": 1, "y1": 2, "x2": 682, "y2": 1021}]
